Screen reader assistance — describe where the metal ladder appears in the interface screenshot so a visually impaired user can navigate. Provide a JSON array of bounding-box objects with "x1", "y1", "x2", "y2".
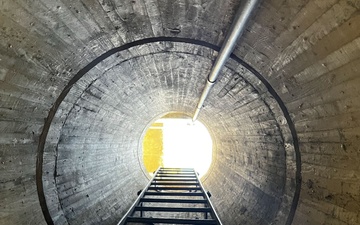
[{"x1": 118, "y1": 167, "x2": 222, "y2": 225}]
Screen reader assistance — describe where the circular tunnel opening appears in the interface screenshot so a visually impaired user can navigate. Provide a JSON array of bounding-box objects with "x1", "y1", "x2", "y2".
[
  {"x1": 142, "y1": 113, "x2": 213, "y2": 178},
  {"x1": 39, "y1": 39, "x2": 300, "y2": 225}
]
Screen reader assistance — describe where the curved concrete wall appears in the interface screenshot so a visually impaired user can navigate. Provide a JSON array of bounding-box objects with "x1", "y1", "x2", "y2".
[
  {"x1": 41, "y1": 40, "x2": 297, "y2": 224},
  {"x1": 0, "y1": 0, "x2": 359, "y2": 225}
]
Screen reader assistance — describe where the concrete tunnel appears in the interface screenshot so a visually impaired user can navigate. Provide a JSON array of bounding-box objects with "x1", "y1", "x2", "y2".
[{"x1": 0, "y1": 0, "x2": 359, "y2": 225}]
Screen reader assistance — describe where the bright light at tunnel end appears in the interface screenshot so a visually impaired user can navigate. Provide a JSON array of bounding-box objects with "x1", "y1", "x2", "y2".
[
  {"x1": 161, "y1": 118, "x2": 212, "y2": 177},
  {"x1": 142, "y1": 116, "x2": 213, "y2": 178}
]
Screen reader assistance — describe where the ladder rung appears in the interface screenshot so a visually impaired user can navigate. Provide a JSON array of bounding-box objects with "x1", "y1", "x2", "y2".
[
  {"x1": 140, "y1": 198, "x2": 207, "y2": 204},
  {"x1": 148, "y1": 187, "x2": 201, "y2": 191},
  {"x1": 144, "y1": 191, "x2": 204, "y2": 196},
  {"x1": 157, "y1": 174, "x2": 195, "y2": 176},
  {"x1": 134, "y1": 206, "x2": 211, "y2": 212},
  {"x1": 158, "y1": 171, "x2": 194, "y2": 173},
  {"x1": 151, "y1": 182, "x2": 198, "y2": 186},
  {"x1": 160, "y1": 168, "x2": 194, "y2": 170},
  {"x1": 156, "y1": 175, "x2": 196, "y2": 178},
  {"x1": 158, "y1": 171, "x2": 195, "y2": 174},
  {"x1": 127, "y1": 217, "x2": 217, "y2": 224},
  {"x1": 154, "y1": 178, "x2": 197, "y2": 182}
]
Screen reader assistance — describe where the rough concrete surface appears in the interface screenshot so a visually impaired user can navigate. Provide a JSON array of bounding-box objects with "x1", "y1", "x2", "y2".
[{"x1": 0, "y1": 0, "x2": 359, "y2": 225}]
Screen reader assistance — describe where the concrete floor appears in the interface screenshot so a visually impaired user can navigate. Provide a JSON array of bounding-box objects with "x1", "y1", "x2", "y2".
[{"x1": 0, "y1": 0, "x2": 359, "y2": 225}]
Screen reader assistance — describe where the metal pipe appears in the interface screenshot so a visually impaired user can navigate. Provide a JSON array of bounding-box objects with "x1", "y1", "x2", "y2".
[{"x1": 192, "y1": 0, "x2": 260, "y2": 121}]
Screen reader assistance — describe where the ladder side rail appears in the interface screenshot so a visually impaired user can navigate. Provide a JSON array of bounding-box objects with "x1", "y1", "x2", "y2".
[
  {"x1": 117, "y1": 167, "x2": 161, "y2": 225},
  {"x1": 195, "y1": 171, "x2": 223, "y2": 225}
]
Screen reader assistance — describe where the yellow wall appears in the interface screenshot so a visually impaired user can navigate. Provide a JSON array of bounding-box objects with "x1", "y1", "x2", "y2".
[{"x1": 142, "y1": 124, "x2": 163, "y2": 173}]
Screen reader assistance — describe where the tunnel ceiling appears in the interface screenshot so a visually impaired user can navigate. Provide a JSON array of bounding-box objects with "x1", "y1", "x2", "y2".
[{"x1": 0, "y1": 1, "x2": 360, "y2": 225}]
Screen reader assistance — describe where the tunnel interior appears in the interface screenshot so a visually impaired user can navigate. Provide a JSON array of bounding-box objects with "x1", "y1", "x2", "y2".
[
  {"x1": 41, "y1": 40, "x2": 298, "y2": 224},
  {"x1": 0, "y1": 1, "x2": 359, "y2": 225}
]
